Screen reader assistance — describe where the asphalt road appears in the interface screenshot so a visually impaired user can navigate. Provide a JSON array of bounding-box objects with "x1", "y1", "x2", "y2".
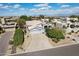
[
  {"x1": 13, "y1": 43, "x2": 79, "y2": 56},
  {"x1": 0, "y1": 31, "x2": 13, "y2": 55}
]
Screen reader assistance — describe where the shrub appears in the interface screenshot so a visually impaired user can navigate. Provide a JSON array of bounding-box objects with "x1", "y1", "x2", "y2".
[
  {"x1": 9, "y1": 40, "x2": 14, "y2": 45},
  {"x1": 67, "y1": 36, "x2": 70, "y2": 38},
  {"x1": 45, "y1": 28, "x2": 65, "y2": 42},
  {"x1": 52, "y1": 38, "x2": 59, "y2": 43},
  {"x1": 70, "y1": 24, "x2": 75, "y2": 28},
  {"x1": 68, "y1": 32, "x2": 72, "y2": 35},
  {"x1": 44, "y1": 26, "x2": 47, "y2": 29},
  {"x1": 72, "y1": 39, "x2": 76, "y2": 41},
  {"x1": 71, "y1": 30, "x2": 74, "y2": 33}
]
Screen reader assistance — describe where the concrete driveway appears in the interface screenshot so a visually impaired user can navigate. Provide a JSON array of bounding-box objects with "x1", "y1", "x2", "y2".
[
  {"x1": 25, "y1": 33, "x2": 53, "y2": 52},
  {"x1": 0, "y1": 31, "x2": 13, "y2": 55}
]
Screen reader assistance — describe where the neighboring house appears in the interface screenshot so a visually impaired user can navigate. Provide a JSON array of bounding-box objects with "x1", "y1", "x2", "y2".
[
  {"x1": 49, "y1": 17, "x2": 79, "y2": 33},
  {"x1": 66, "y1": 17, "x2": 79, "y2": 33},
  {"x1": 31, "y1": 16, "x2": 39, "y2": 20},
  {"x1": 0, "y1": 16, "x2": 19, "y2": 29},
  {"x1": 41, "y1": 19, "x2": 53, "y2": 28},
  {"x1": 0, "y1": 18, "x2": 5, "y2": 25},
  {"x1": 51, "y1": 18, "x2": 67, "y2": 29}
]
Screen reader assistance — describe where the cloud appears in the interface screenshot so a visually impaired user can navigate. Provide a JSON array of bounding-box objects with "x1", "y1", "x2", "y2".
[
  {"x1": 1, "y1": 5, "x2": 11, "y2": 9},
  {"x1": 0, "y1": 4, "x2": 21, "y2": 9},
  {"x1": 34, "y1": 3, "x2": 49, "y2": 7},
  {"x1": 61, "y1": 5, "x2": 70, "y2": 8},
  {"x1": 31, "y1": 3, "x2": 52, "y2": 12},
  {"x1": 0, "y1": 3, "x2": 79, "y2": 16},
  {"x1": 13, "y1": 4, "x2": 21, "y2": 8},
  {"x1": 34, "y1": 3, "x2": 52, "y2": 10},
  {"x1": 29, "y1": 6, "x2": 79, "y2": 16},
  {"x1": 0, "y1": 5, "x2": 11, "y2": 9}
]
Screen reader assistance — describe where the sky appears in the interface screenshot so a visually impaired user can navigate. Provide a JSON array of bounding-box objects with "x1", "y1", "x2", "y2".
[{"x1": 0, "y1": 3, "x2": 79, "y2": 16}]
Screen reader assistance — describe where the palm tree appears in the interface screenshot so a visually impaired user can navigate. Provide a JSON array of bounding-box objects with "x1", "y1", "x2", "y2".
[
  {"x1": 16, "y1": 19, "x2": 26, "y2": 29},
  {"x1": 39, "y1": 15, "x2": 44, "y2": 19},
  {"x1": 69, "y1": 15, "x2": 77, "y2": 18}
]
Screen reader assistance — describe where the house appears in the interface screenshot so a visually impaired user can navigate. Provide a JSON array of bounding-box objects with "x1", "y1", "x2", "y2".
[
  {"x1": 51, "y1": 18, "x2": 67, "y2": 29},
  {"x1": 66, "y1": 17, "x2": 79, "y2": 33},
  {"x1": 0, "y1": 16, "x2": 19, "y2": 30},
  {"x1": 0, "y1": 18, "x2": 5, "y2": 24},
  {"x1": 26, "y1": 20, "x2": 44, "y2": 34}
]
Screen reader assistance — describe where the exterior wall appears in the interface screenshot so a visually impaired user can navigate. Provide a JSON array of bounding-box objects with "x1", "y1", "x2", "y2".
[
  {"x1": 1, "y1": 18, "x2": 5, "y2": 24},
  {"x1": 55, "y1": 22, "x2": 63, "y2": 28},
  {"x1": 66, "y1": 17, "x2": 71, "y2": 21}
]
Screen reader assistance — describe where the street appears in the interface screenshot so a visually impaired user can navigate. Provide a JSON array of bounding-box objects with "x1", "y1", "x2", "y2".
[
  {"x1": 0, "y1": 31, "x2": 13, "y2": 55},
  {"x1": 14, "y1": 43, "x2": 79, "y2": 56}
]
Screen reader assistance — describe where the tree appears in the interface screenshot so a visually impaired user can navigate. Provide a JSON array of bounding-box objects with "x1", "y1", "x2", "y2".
[
  {"x1": 69, "y1": 15, "x2": 77, "y2": 18},
  {"x1": 17, "y1": 19, "x2": 26, "y2": 29},
  {"x1": 13, "y1": 28, "x2": 24, "y2": 47},
  {"x1": 49, "y1": 17, "x2": 54, "y2": 22},
  {"x1": 20, "y1": 15, "x2": 32, "y2": 21},
  {"x1": 27, "y1": 16, "x2": 32, "y2": 20},
  {"x1": 39, "y1": 15, "x2": 44, "y2": 19},
  {"x1": 20, "y1": 15, "x2": 28, "y2": 21}
]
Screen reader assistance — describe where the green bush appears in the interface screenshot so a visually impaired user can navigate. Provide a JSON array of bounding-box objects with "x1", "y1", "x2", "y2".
[
  {"x1": 20, "y1": 15, "x2": 32, "y2": 21},
  {"x1": 45, "y1": 28, "x2": 65, "y2": 42},
  {"x1": 13, "y1": 28, "x2": 24, "y2": 46}
]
